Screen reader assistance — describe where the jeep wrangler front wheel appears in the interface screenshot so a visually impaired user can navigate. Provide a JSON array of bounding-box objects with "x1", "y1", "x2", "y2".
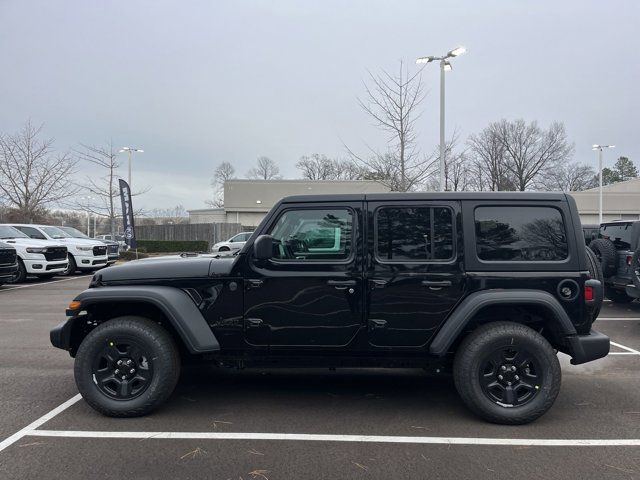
[
  {"x1": 453, "y1": 322, "x2": 561, "y2": 425},
  {"x1": 74, "y1": 316, "x2": 181, "y2": 417}
]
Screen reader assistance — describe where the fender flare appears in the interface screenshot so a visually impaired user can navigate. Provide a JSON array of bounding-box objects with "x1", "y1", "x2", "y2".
[
  {"x1": 429, "y1": 289, "x2": 577, "y2": 356},
  {"x1": 71, "y1": 286, "x2": 220, "y2": 353}
]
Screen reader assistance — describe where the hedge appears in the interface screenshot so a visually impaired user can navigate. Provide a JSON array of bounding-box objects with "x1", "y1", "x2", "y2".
[{"x1": 136, "y1": 240, "x2": 209, "y2": 253}]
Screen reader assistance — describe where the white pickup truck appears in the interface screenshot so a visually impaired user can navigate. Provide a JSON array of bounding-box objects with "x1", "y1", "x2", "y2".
[
  {"x1": 10, "y1": 224, "x2": 109, "y2": 275},
  {"x1": 0, "y1": 225, "x2": 68, "y2": 282}
]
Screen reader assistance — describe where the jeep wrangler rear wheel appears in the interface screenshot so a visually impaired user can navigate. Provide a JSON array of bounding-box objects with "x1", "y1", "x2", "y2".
[
  {"x1": 453, "y1": 322, "x2": 561, "y2": 425},
  {"x1": 74, "y1": 316, "x2": 180, "y2": 417}
]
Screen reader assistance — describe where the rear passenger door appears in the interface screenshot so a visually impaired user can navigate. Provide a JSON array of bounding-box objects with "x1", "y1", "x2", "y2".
[{"x1": 366, "y1": 201, "x2": 465, "y2": 348}]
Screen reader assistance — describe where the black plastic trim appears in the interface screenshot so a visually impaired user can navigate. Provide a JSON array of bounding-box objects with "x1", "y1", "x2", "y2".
[
  {"x1": 565, "y1": 330, "x2": 610, "y2": 365},
  {"x1": 429, "y1": 289, "x2": 578, "y2": 356},
  {"x1": 70, "y1": 286, "x2": 220, "y2": 353}
]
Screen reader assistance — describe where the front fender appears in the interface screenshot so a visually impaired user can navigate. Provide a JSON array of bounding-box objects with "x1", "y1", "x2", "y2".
[
  {"x1": 56, "y1": 286, "x2": 220, "y2": 354},
  {"x1": 429, "y1": 289, "x2": 578, "y2": 356}
]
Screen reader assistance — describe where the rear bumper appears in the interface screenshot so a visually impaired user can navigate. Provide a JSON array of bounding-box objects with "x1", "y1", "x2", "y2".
[{"x1": 565, "y1": 330, "x2": 610, "y2": 365}]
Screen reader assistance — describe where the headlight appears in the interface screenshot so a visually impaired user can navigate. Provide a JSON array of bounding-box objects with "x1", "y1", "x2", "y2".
[
  {"x1": 76, "y1": 245, "x2": 93, "y2": 251},
  {"x1": 26, "y1": 247, "x2": 47, "y2": 253}
]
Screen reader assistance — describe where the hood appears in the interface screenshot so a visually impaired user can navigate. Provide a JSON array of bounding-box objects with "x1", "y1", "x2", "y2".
[
  {"x1": 2, "y1": 238, "x2": 66, "y2": 249},
  {"x1": 58, "y1": 238, "x2": 104, "y2": 246},
  {"x1": 96, "y1": 255, "x2": 238, "y2": 282}
]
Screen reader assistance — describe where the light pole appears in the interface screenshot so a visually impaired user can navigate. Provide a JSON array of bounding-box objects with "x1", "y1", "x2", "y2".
[
  {"x1": 118, "y1": 147, "x2": 144, "y2": 188},
  {"x1": 592, "y1": 144, "x2": 615, "y2": 224},
  {"x1": 81, "y1": 196, "x2": 94, "y2": 236},
  {"x1": 416, "y1": 46, "x2": 466, "y2": 192}
]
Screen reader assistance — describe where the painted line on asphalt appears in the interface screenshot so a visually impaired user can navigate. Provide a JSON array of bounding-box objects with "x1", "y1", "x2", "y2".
[
  {"x1": 23, "y1": 429, "x2": 640, "y2": 447},
  {"x1": 610, "y1": 341, "x2": 640, "y2": 355},
  {"x1": 0, "y1": 394, "x2": 82, "y2": 453},
  {"x1": 597, "y1": 317, "x2": 640, "y2": 321},
  {"x1": 0, "y1": 276, "x2": 88, "y2": 292}
]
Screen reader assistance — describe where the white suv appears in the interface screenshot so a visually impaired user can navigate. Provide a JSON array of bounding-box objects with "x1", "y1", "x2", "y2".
[
  {"x1": 0, "y1": 225, "x2": 68, "y2": 283},
  {"x1": 10, "y1": 224, "x2": 109, "y2": 275}
]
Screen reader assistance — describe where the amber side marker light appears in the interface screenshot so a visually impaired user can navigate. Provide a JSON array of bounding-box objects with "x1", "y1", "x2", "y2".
[{"x1": 68, "y1": 300, "x2": 82, "y2": 310}]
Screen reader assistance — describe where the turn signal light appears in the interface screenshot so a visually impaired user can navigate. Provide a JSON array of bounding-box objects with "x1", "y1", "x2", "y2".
[
  {"x1": 584, "y1": 285, "x2": 594, "y2": 301},
  {"x1": 68, "y1": 300, "x2": 81, "y2": 310}
]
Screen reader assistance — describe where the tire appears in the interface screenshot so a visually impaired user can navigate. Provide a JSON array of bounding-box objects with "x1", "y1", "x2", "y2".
[
  {"x1": 585, "y1": 247, "x2": 603, "y2": 320},
  {"x1": 605, "y1": 286, "x2": 634, "y2": 304},
  {"x1": 589, "y1": 239, "x2": 617, "y2": 277},
  {"x1": 61, "y1": 254, "x2": 77, "y2": 276},
  {"x1": 74, "y1": 316, "x2": 181, "y2": 417},
  {"x1": 218, "y1": 246, "x2": 230, "y2": 252},
  {"x1": 632, "y1": 248, "x2": 640, "y2": 291},
  {"x1": 453, "y1": 322, "x2": 561, "y2": 425},
  {"x1": 7, "y1": 259, "x2": 27, "y2": 284}
]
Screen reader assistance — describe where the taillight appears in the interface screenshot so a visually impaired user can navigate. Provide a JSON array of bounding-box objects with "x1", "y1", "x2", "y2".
[
  {"x1": 626, "y1": 255, "x2": 633, "y2": 266},
  {"x1": 584, "y1": 285, "x2": 594, "y2": 301}
]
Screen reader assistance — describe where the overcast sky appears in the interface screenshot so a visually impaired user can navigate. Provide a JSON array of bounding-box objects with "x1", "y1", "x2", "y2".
[{"x1": 0, "y1": 0, "x2": 638, "y2": 212}]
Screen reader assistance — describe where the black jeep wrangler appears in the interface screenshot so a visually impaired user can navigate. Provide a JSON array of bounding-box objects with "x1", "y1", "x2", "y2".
[
  {"x1": 588, "y1": 221, "x2": 640, "y2": 303},
  {"x1": 51, "y1": 192, "x2": 609, "y2": 424}
]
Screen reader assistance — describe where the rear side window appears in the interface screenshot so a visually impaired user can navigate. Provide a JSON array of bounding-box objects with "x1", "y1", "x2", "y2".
[
  {"x1": 376, "y1": 206, "x2": 454, "y2": 262},
  {"x1": 475, "y1": 206, "x2": 568, "y2": 262},
  {"x1": 600, "y1": 223, "x2": 632, "y2": 250}
]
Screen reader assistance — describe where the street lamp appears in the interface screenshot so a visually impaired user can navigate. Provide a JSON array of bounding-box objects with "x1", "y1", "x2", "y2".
[
  {"x1": 80, "y1": 195, "x2": 94, "y2": 236},
  {"x1": 592, "y1": 144, "x2": 615, "y2": 224},
  {"x1": 416, "y1": 46, "x2": 466, "y2": 192},
  {"x1": 118, "y1": 147, "x2": 144, "y2": 188}
]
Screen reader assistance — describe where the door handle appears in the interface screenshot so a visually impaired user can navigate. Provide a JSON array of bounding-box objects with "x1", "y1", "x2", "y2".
[
  {"x1": 246, "y1": 318, "x2": 263, "y2": 328},
  {"x1": 370, "y1": 279, "x2": 388, "y2": 289},
  {"x1": 327, "y1": 279, "x2": 356, "y2": 291},
  {"x1": 369, "y1": 319, "x2": 387, "y2": 330},
  {"x1": 247, "y1": 279, "x2": 263, "y2": 289},
  {"x1": 421, "y1": 280, "x2": 452, "y2": 288}
]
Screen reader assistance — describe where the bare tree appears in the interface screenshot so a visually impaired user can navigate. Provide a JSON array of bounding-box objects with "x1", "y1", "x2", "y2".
[
  {"x1": 147, "y1": 204, "x2": 188, "y2": 224},
  {"x1": 247, "y1": 156, "x2": 281, "y2": 180},
  {"x1": 541, "y1": 162, "x2": 597, "y2": 191},
  {"x1": 296, "y1": 154, "x2": 365, "y2": 181},
  {"x1": 495, "y1": 119, "x2": 574, "y2": 191},
  {"x1": 74, "y1": 142, "x2": 149, "y2": 238},
  {"x1": 348, "y1": 61, "x2": 433, "y2": 191},
  {"x1": 467, "y1": 125, "x2": 514, "y2": 191},
  {"x1": 206, "y1": 161, "x2": 235, "y2": 207},
  {"x1": 0, "y1": 121, "x2": 77, "y2": 222}
]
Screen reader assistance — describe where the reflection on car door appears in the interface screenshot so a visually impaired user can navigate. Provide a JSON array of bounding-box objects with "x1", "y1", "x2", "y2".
[{"x1": 243, "y1": 203, "x2": 364, "y2": 348}]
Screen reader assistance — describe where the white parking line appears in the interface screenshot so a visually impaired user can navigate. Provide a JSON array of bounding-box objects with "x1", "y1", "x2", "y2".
[
  {"x1": 0, "y1": 394, "x2": 82, "y2": 453},
  {"x1": 597, "y1": 317, "x2": 640, "y2": 321},
  {"x1": 23, "y1": 429, "x2": 640, "y2": 447},
  {"x1": 610, "y1": 341, "x2": 640, "y2": 355},
  {"x1": 0, "y1": 276, "x2": 88, "y2": 292}
]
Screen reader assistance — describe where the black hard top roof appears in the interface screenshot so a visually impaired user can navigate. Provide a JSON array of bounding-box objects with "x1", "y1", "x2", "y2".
[{"x1": 281, "y1": 191, "x2": 569, "y2": 203}]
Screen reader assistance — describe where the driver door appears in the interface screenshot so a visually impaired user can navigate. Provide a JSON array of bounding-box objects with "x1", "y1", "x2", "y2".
[{"x1": 243, "y1": 202, "x2": 364, "y2": 348}]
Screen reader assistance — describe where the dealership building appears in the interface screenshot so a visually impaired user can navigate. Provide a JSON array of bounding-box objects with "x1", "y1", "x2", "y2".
[{"x1": 188, "y1": 177, "x2": 640, "y2": 228}]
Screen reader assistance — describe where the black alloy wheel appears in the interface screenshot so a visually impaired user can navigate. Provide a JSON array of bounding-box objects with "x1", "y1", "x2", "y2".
[
  {"x1": 479, "y1": 346, "x2": 541, "y2": 407},
  {"x1": 92, "y1": 337, "x2": 154, "y2": 400}
]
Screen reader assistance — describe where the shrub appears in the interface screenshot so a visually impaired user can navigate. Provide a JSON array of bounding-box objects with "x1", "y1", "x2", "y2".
[
  {"x1": 118, "y1": 250, "x2": 149, "y2": 261},
  {"x1": 136, "y1": 240, "x2": 209, "y2": 253}
]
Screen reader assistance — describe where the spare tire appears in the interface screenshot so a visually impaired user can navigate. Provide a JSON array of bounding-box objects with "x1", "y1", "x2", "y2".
[
  {"x1": 585, "y1": 247, "x2": 603, "y2": 320},
  {"x1": 632, "y1": 248, "x2": 640, "y2": 291},
  {"x1": 589, "y1": 239, "x2": 617, "y2": 277}
]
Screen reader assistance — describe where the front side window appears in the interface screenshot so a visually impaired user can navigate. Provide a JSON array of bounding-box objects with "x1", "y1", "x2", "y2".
[
  {"x1": 475, "y1": 206, "x2": 568, "y2": 261},
  {"x1": 268, "y1": 208, "x2": 353, "y2": 261},
  {"x1": 376, "y1": 206, "x2": 454, "y2": 262}
]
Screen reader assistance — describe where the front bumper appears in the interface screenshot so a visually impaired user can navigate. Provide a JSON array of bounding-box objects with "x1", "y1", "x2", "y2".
[
  {"x1": 76, "y1": 254, "x2": 109, "y2": 269},
  {"x1": 23, "y1": 259, "x2": 67, "y2": 274},
  {"x1": 565, "y1": 330, "x2": 610, "y2": 365},
  {"x1": 50, "y1": 318, "x2": 73, "y2": 351}
]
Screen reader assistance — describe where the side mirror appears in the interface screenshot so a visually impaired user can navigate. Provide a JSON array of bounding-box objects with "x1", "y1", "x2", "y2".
[{"x1": 253, "y1": 234, "x2": 273, "y2": 261}]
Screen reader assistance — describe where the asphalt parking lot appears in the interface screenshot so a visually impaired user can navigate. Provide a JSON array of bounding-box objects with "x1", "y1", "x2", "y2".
[{"x1": 0, "y1": 276, "x2": 639, "y2": 479}]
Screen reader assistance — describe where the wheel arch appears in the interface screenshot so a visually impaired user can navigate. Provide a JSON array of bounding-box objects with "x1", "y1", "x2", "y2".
[
  {"x1": 59, "y1": 286, "x2": 220, "y2": 356},
  {"x1": 429, "y1": 290, "x2": 577, "y2": 356}
]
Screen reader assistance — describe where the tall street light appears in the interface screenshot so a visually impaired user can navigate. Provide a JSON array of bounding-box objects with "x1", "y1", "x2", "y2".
[
  {"x1": 416, "y1": 46, "x2": 466, "y2": 192},
  {"x1": 592, "y1": 144, "x2": 615, "y2": 224},
  {"x1": 118, "y1": 147, "x2": 144, "y2": 188}
]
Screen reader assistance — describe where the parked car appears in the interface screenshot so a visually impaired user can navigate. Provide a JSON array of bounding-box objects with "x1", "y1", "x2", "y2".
[
  {"x1": 52, "y1": 192, "x2": 607, "y2": 424},
  {"x1": 0, "y1": 241, "x2": 19, "y2": 286},
  {"x1": 211, "y1": 231, "x2": 254, "y2": 253},
  {"x1": 59, "y1": 226, "x2": 120, "y2": 266},
  {"x1": 582, "y1": 224, "x2": 599, "y2": 246},
  {"x1": 10, "y1": 224, "x2": 108, "y2": 275},
  {"x1": 588, "y1": 220, "x2": 640, "y2": 303},
  {"x1": 0, "y1": 225, "x2": 68, "y2": 282},
  {"x1": 96, "y1": 234, "x2": 128, "y2": 251}
]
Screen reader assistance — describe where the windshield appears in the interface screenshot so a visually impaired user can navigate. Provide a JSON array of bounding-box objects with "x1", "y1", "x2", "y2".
[
  {"x1": 41, "y1": 226, "x2": 72, "y2": 239},
  {"x1": 60, "y1": 226, "x2": 89, "y2": 238},
  {"x1": 0, "y1": 225, "x2": 28, "y2": 239}
]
